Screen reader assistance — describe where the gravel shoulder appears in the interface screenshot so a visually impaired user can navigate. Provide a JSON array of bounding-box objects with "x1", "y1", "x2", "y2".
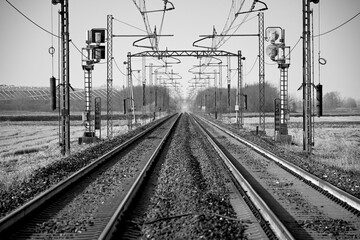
[{"x1": 207, "y1": 115, "x2": 360, "y2": 199}]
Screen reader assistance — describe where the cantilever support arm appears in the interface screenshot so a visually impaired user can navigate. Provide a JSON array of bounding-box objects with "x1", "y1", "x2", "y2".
[
  {"x1": 132, "y1": 34, "x2": 174, "y2": 49},
  {"x1": 236, "y1": 0, "x2": 268, "y2": 16},
  {"x1": 141, "y1": 0, "x2": 175, "y2": 14},
  {"x1": 193, "y1": 36, "x2": 216, "y2": 50}
]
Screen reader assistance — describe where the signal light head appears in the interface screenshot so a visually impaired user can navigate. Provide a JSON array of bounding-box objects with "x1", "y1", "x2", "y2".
[
  {"x1": 266, "y1": 44, "x2": 278, "y2": 61},
  {"x1": 92, "y1": 46, "x2": 106, "y2": 61},
  {"x1": 90, "y1": 29, "x2": 106, "y2": 44},
  {"x1": 268, "y1": 30, "x2": 280, "y2": 42}
]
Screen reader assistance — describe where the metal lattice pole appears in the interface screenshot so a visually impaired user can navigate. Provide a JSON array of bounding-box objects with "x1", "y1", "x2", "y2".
[
  {"x1": 57, "y1": 0, "x2": 70, "y2": 155},
  {"x1": 279, "y1": 65, "x2": 289, "y2": 133},
  {"x1": 106, "y1": 15, "x2": 113, "y2": 138},
  {"x1": 227, "y1": 56, "x2": 231, "y2": 114},
  {"x1": 218, "y1": 63, "x2": 222, "y2": 115},
  {"x1": 84, "y1": 69, "x2": 93, "y2": 133},
  {"x1": 149, "y1": 63, "x2": 153, "y2": 112},
  {"x1": 127, "y1": 52, "x2": 134, "y2": 129},
  {"x1": 142, "y1": 56, "x2": 146, "y2": 115},
  {"x1": 236, "y1": 51, "x2": 244, "y2": 128},
  {"x1": 214, "y1": 69, "x2": 217, "y2": 119},
  {"x1": 258, "y1": 12, "x2": 266, "y2": 133},
  {"x1": 303, "y1": 0, "x2": 313, "y2": 154}
]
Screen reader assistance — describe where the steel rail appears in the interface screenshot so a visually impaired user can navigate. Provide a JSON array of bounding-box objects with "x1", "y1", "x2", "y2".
[
  {"x1": 99, "y1": 113, "x2": 181, "y2": 240},
  {"x1": 192, "y1": 115, "x2": 295, "y2": 240},
  {"x1": 0, "y1": 114, "x2": 175, "y2": 234},
  {"x1": 197, "y1": 115, "x2": 360, "y2": 212}
]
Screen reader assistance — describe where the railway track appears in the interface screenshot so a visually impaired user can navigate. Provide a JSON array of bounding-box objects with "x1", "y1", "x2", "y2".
[
  {"x1": 0, "y1": 113, "x2": 180, "y2": 239},
  {"x1": 194, "y1": 114, "x2": 360, "y2": 239},
  {"x1": 115, "y1": 112, "x2": 272, "y2": 239},
  {"x1": 1, "y1": 113, "x2": 273, "y2": 239},
  {"x1": 2, "y1": 112, "x2": 359, "y2": 239}
]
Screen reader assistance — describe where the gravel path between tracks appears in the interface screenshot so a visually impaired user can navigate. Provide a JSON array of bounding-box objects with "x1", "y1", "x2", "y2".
[
  {"x1": 140, "y1": 114, "x2": 246, "y2": 239},
  {"x1": 0, "y1": 119, "x2": 161, "y2": 219},
  {"x1": 208, "y1": 116, "x2": 360, "y2": 199}
]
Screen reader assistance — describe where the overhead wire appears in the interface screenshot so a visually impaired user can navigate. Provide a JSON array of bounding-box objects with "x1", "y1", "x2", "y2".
[
  {"x1": 215, "y1": 0, "x2": 250, "y2": 49},
  {"x1": 313, "y1": 10, "x2": 360, "y2": 38},
  {"x1": 113, "y1": 58, "x2": 127, "y2": 76},
  {"x1": 132, "y1": 0, "x2": 156, "y2": 50},
  {"x1": 113, "y1": 18, "x2": 147, "y2": 33},
  {"x1": 5, "y1": 0, "x2": 89, "y2": 61},
  {"x1": 216, "y1": 11, "x2": 251, "y2": 49},
  {"x1": 5, "y1": 0, "x2": 61, "y2": 39},
  {"x1": 157, "y1": 8, "x2": 167, "y2": 46},
  {"x1": 244, "y1": 56, "x2": 258, "y2": 76}
]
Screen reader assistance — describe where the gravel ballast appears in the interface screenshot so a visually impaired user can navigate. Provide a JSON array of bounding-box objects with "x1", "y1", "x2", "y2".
[
  {"x1": 139, "y1": 114, "x2": 246, "y2": 239},
  {"x1": 210, "y1": 116, "x2": 360, "y2": 199},
  {"x1": 0, "y1": 119, "x2": 161, "y2": 219}
]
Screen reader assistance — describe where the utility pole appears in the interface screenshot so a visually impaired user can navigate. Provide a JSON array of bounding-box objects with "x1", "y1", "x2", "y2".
[
  {"x1": 236, "y1": 51, "x2": 245, "y2": 129},
  {"x1": 79, "y1": 28, "x2": 105, "y2": 144},
  {"x1": 258, "y1": 12, "x2": 266, "y2": 133},
  {"x1": 142, "y1": 56, "x2": 146, "y2": 116},
  {"x1": 214, "y1": 69, "x2": 217, "y2": 119},
  {"x1": 227, "y1": 56, "x2": 231, "y2": 114},
  {"x1": 265, "y1": 27, "x2": 291, "y2": 143},
  {"x1": 53, "y1": 0, "x2": 70, "y2": 155},
  {"x1": 126, "y1": 52, "x2": 135, "y2": 129},
  {"x1": 303, "y1": 0, "x2": 319, "y2": 154},
  {"x1": 106, "y1": 15, "x2": 113, "y2": 138}
]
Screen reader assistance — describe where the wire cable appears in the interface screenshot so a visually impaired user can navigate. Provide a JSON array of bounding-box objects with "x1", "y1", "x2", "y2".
[
  {"x1": 69, "y1": 40, "x2": 88, "y2": 59},
  {"x1": 113, "y1": 58, "x2": 127, "y2": 76},
  {"x1": 290, "y1": 36, "x2": 302, "y2": 54},
  {"x1": 244, "y1": 56, "x2": 258, "y2": 76},
  {"x1": 314, "y1": 10, "x2": 360, "y2": 37},
  {"x1": 113, "y1": 18, "x2": 147, "y2": 33},
  {"x1": 5, "y1": 0, "x2": 61, "y2": 39}
]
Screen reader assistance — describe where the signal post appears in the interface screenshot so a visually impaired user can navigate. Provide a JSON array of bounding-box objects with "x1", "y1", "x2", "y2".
[
  {"x1": 79, "y1": 29, "x2": 106, "y2": 144},
  {"x1": 265, "y1": 27, "x2": 292, "y2": 143}
]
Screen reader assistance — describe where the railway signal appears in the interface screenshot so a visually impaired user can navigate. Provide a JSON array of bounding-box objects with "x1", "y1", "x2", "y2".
[
  {"x1": 265, "y1": 27, "x2": 291, "y2": 143},
  {"x1": 79, "y1": 28, "x2": 106, "y2": 144}
]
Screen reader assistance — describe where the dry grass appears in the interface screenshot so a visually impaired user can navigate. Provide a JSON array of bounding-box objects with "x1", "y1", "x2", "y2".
[
  {"x1": 0, "y1": 120, "x2": 131, "y2": 190},
  {"x1": 220, "y1": 114, "x2": 360, "y2": 172},
  {"x1": 299, "y1": 126, "x2": 360, "y2": 171}
]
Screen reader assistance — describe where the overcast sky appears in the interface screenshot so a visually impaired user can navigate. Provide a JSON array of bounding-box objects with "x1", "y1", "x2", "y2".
[{"x1": 1, "y1": 0, "x2": 359, "y2": 100}]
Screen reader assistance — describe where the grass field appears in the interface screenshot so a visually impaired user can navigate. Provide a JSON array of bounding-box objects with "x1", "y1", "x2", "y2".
[
  {"x1": 0, "y1": 118, "x2": 140, "y2": 190},
  {"x1": 221, "y1": 114, "x2": 360, "y2": 171}
]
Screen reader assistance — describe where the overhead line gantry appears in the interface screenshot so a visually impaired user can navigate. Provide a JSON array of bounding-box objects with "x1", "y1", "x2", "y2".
[{"x1": 128, "y1": 49, "x2": 244, "y2": 128}]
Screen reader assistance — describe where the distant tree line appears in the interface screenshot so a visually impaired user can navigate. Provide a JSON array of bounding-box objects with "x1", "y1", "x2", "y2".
[
  {"x1": 0, "y1": 85, "x2": 180, "y2": 113},
  {"x1": 191, "y1": 82, "x2": 279, "y2": 113},
  {"x1": 323, "y1": 91, "x2": 357, "y2": 110}
]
